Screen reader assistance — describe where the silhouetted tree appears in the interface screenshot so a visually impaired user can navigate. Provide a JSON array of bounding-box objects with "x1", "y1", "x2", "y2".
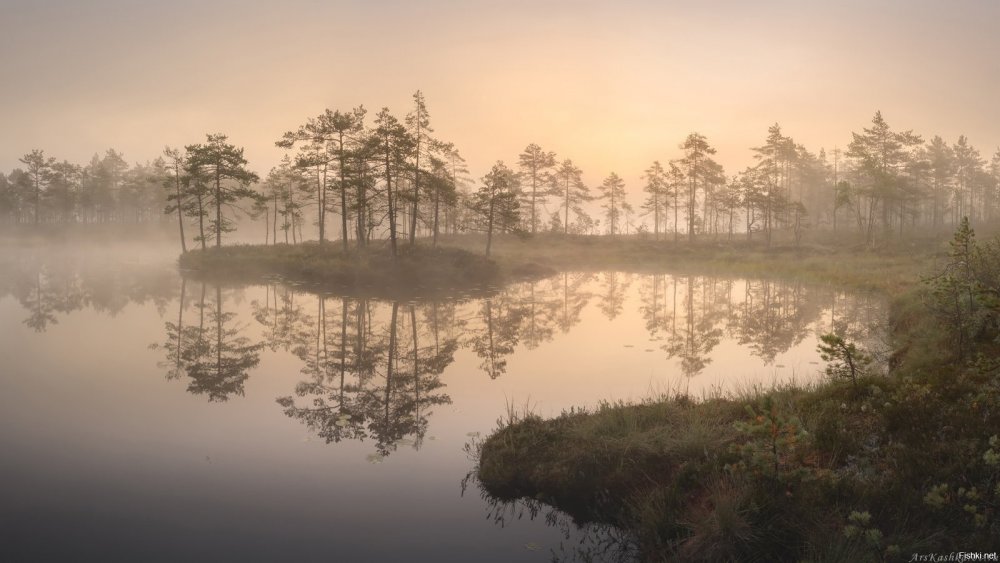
[
  {"x1": 518, "y1": 143, "x2": 556, "y2": 234},
  {"x1": 185, "y1": 134, "x2": 260, "y2": 248},
  {"x1": 471, "y1": 161, "x2": 520, "y2": 258},
  {"x1": 678, "y1": 133, "x2": 723, "y2": 242},
  {"x1": 598, "y1": 172, "x2": 630, "y2": 237},
  {"x1": 552, "y1": 159, "x2": 590, "y2": 235}
]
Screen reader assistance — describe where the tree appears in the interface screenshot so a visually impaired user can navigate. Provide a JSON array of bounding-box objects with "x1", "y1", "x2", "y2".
[
  {"x1": 406, "y1": 91, "x2": 435, "y2": 245},
  {"x1": 678, "y1": 133, "x2": 722, "y2": 242},
  {"x1": 175, "y1": 163, "x2": 208, "y2": 249},
  {"x1": 46, "y1": 160, "x2": 80, "y2": 223},
  {"x1": 259, "y1": 156, "x2": 306, "y2": 245},
  {"x1": 185, "y1": 133, "x2": 260, "y2": 248},
  {"x1": 96, "y1": 149, "x2": 128, "y2": 222},
  {"x1": 752, "y1": 124, "x2": 797, "y2": 241},
  {"x1": 552, "y1": 159, "x2": 590, "y2": 235},
  {"x1": 372, "y1": 108, "x2": 415, "y2": 258},
  {"x1": 163, "y1": 147, "x2": 189, "y2": 253},
  {"x1": 429, "y1": 142, "x2": 465, "y2": 246},
  {"x1": 953, "y1": 135, "x2": 984, "y2": 224},
  {"x1": 345, "y1": 106, "x2": 376, "y2": 247},
  {"x1": 277, "y1": 109, "x2": 367, "y2": 248},
  {"x1": 441, "y1": 142, "x2": 471, "y2": 237},
  {"x1": 426, "y1": 152, "x2": 455, "y2": 248},
  {"x1": 817, "y1": 333, "x2": 871, "y2": 389},
  {"x1": 924, "y1": 217, "x2": 992, "y2": 360},
  {"x1": 598, "y1": 172, "x2": 630, "y2": 236},
  {"x1": 0, "y1": 173, "x2": 14, "y2": 222},
  {"x1": 471, "y1": 161, "x2": 520, "y2": 258},
  {"x1": 518, "y1": 143, "x2": 556, "y2": 234},
  {"x1": 666, "y1": 161, "x2": 685, "y2": 242},
  {"x1": 19, "y1": 149, "x2": 54, "y2": 225},
  {"x1": 642, "y1": 161, "x2": 668, "y2": 240},
  {"x1": 846, "y1": 111, "x2": 922, "y2": 245}
]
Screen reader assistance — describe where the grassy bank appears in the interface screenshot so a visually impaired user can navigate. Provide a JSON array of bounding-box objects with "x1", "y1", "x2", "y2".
[
  {"x1": 180, "y1": 232, "x2": 943, "y2": 300},
  {"x1": 472, "y1": 228, "x2": 1000, "y2": 561},
  {"x1": 441, "y1": 232, "x2": 942, "y2": 294}
]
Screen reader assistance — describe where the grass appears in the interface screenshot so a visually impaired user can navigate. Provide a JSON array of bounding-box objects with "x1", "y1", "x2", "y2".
[{"x1": 440, "y1": 231, "x2": 942, "y2": 294}]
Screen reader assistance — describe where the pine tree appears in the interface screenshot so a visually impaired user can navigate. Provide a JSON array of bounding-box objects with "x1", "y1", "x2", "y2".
[
  {"x1": 598, "y1": 172, "x2": 630, "y2": 236},
  {"x1": 185, "y1": 133, "x2": 260, "y2": 248},
  {"x1": 553, "y1": 159, "x2": 590, "y2": 235},
  {"x1": 518, "y1": 143, "x2": 556, "y2": 234},
  {"x1": 642, "y1": 161, "x2": 668, "y2": 240},
  {"x1": 471, "y1": 161, "x2": 520, "y2": 257}
]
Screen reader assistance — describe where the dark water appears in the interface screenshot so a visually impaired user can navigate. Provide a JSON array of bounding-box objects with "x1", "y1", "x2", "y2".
[{"x1": 0, "y1": 243, "x2": 885, "y2": 562}]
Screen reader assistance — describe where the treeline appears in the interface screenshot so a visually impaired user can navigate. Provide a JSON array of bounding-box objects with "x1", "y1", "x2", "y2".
[
  {"x1": 3, "y1": 99, "x2": 999, "y2": 251},
  {"x1": 637, "y1": 113, "x2": 1000, "y2": 248},
  {"x1": 0, "y1": 148, "x2": 168, "y2": 226}
]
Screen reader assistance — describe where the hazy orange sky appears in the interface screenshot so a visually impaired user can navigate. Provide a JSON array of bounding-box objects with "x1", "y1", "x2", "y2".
[{"x1": 3, "y1": 0, "x2": 999, "y2": 194}]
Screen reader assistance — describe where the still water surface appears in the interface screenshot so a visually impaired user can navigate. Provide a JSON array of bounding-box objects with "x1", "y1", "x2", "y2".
[{"x1": 0, "y1": 243, "x2": 885, "y2": 561}]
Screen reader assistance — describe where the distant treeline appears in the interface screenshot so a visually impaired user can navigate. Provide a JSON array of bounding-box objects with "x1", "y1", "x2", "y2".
[{"x1": 3, "y1": 93, "x2": 999, "y2": 251}]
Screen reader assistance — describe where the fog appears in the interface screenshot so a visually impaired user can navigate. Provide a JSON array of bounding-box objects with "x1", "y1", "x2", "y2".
[{"x1": 3, "y1": 1, "x2": 999, "y2": 560}]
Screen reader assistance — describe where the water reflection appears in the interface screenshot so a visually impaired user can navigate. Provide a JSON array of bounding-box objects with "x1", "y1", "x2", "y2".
[
  {"x1": 462, "y1": 476, "x2": 639, "y2": 563},
  {"x1": 266, "y1": 296, "x2": 456, "y2": 458},
  {"x1": 0, "y1": 252, "x2": 890, "y2": 561},
  {"x1": 471, "y1": 295, "x2": 526, "y2": 380},
  {"x1": 1, "y1": 255, "x2": 886, "y2": 449},
  {"x1": 152, "y1": 281, "x2": 263, "y2": 401},
  {"x1": 0, "y1": 251, "x2": 175, "y2": 331}
]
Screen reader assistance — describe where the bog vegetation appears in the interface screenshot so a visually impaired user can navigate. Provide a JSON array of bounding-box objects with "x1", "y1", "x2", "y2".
[{"x1": 470, "y1": 220, "x2": 1000, "y2": 560}]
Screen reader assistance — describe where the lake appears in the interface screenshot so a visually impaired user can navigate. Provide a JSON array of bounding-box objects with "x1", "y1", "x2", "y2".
[{"x1": 0, "y1": 243, "x2": 885, "y2": 562}]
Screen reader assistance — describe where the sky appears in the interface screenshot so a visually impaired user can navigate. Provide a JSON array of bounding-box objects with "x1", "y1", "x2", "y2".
[{"x1": 2, "y1": 0, "x2": 999, "y2": 193}]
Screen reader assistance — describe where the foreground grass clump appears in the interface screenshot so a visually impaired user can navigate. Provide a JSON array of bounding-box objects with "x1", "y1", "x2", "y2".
[
  {"x1": 472, "y1": 224, "x2": 1000, "y2": 561},
  {"x1": 177, "y1": 243, "x2": 528, "y2": 296}
]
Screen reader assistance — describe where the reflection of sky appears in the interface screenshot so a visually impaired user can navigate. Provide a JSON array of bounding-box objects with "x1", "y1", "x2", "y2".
[
  {"x1": 2, "y1": 0, "x2": 998, "y2": 195},
  {"x1": 0, "y1": 245, "x2": 886, "y2": 560}
]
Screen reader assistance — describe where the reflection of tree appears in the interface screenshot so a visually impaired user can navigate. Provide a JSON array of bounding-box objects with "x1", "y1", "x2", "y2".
[
  {"x1": 252, "y1": 284, "x2": 310, "y2": 353},
  {"x1": 727, "y1": 279, "x2": 818, "y2": 364},
  {"x1": 152, "y1": 278, "x2": 189, "y2": 380},
  {"x1": 182, "y1": 285, "x2": 263, "y2": 401},
  {"x1": 517, "y1": 281, "x2": 560, "y2": 349},
  {"x1": 275, "y1": 298, "x2": 455, "y2": 458},
  {"x1": 22, "y1": 271, "x2": 60, "y2": 332},
  {"x1": 661, "y1": 276, "x2": 724, "y2": 377},
  {"x1": 2, "y1": 252, "x2": 176, "y2": 332},
  {"x1": 365, "y1": 304, "x2": 455, "y2": 454},
  {"x1": 552, "y1": 272, "x2": 594, "y2": 333},
  {"x1": 639, "y1": 273, "x2": 675, "y2": 340},
  {"x1": 816, "y1": 289, "x2": 889, "y2": 361},
  {"x1": 422, "y1": 300, "x2": 465, "y2": 353},
  {"x1": 470, "y1": 294, "x2": 526, "y2": 379},
  {"x1": 597, "y1": 272, "x2": 631, "y2": 321},
  {"x1": 275, "y1": 297, "x2": 378, "y2": 444}
]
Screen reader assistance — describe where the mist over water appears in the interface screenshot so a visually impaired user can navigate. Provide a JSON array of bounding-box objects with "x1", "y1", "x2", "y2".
[{"x1": 0, "y1": 241, "x2": 884, "y2": 561}]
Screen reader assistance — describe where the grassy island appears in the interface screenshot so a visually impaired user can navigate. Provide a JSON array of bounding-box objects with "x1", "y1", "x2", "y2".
[
  {"x1": 177, "y1": 241, "x2": 560, "y2": 298},
  {"x1": 177, "y1": 232, "x2": 936, "y2": 298}
]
